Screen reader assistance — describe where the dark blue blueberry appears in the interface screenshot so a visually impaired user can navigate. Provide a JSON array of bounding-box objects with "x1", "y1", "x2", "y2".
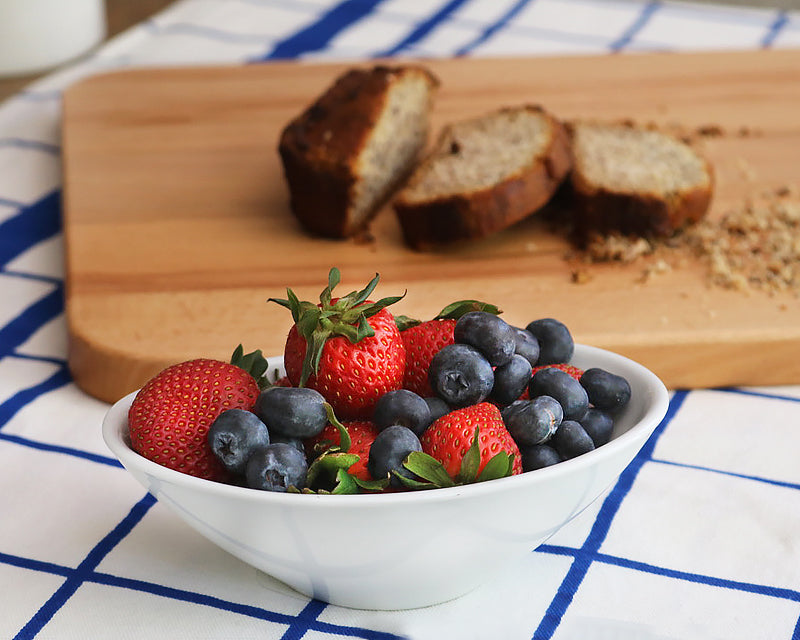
[
  {"x1": 453, "y1": 311, "x2": 516, "y2": 367},
  {"x1": 525, "y1": 318, "x2": 574, "y2": 365},
  {"x1": 529, "y1": 366, "x2": 589, "y2": 421},
  {"x1": 254, "y1": 386, "x2": 327, "y2": 439},
  {"x1": 270, "y1": 433, "x2": 306, "y2": 456},
  {"x1": 580, "y1": 368, "x2": 632, "y2": 411},
  {"x1": 513, "y1": 327, "x2": 540, "y2": 366},
  {"x1": 373, "y1": 389, "x2": 431, "y2": 436},
  {"x1": 245, "y1": 443, "x2": 308, "y2": 492},
  {"x1": 579, "y1": 408, "x2": 614, "y2": 447},
  {"x1": 520, "y1": 444, "x2": 562, "y2": 472},
  {"x1": 428, "y1": 343, "x2": 494, "y2": 408},
  {"x1": 208, "y1": 409, "x2": 270, "y2": 475},
  {"x1": 551, "y1": 420, "x2": 595, "y2": 459},
  {"x1": 502, "y1": 395, "x2": 563, "y2": 447},
  {"x1": 367, "y1": 425, "x2": 422, "y2": 487},
  {"x1": 490, "y1": 353, "x2": 533, "y2": 406},
  {"x1": 424, "y1": 396, "x2": 450, "y2": 424}
]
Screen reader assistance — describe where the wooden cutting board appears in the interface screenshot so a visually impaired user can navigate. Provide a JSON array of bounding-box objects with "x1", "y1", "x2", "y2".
[{"x1": 61, "y1": 50, "x2": 800, "y2": 403}]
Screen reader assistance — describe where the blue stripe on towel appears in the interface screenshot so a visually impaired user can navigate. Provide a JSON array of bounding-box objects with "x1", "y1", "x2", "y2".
[
  {"x1": 609, "y1": 0, "x2": 661, "y2": 51},
  {"x1": 532, "y1": 389, "x2": 689, "y2": 639},
  {"x1": 14, "y1": 493, "x2": 157, "y2": 640},
  {"x1": 454, "y1": 0, "x2": 535, "y2": 56},
  {"x1": 0, "y1": 191, "x2": 62, "y2": 269},
  {"x1": 376, "y1": 0, "x2": 473, "y2": 57},
  {"x1": 264, "y1": 0, "x2": 386, "y2": 59}
]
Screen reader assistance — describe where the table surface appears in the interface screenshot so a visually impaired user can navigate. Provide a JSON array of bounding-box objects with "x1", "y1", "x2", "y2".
[{"x1": 3, "y1": 1, "x2": 800, "y2": 639}]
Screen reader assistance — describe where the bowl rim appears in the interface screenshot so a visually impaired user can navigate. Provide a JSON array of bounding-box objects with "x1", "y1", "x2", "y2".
[{"x1": 102, "y1": 343, "x2": 670, "y2": 507}]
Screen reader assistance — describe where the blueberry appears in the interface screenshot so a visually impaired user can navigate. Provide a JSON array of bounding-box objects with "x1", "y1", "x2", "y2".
[
  {"x1": 502, "y1": 395, "x2": 563, "y2": 447},
  {"x1": 525, "y1": 318, "x2": 574, "y2": 365},
  {"x1": 551, "y1": 420, "x2": 595, "y2": 459},
  {"x1": 245, "y1": 443, "x2": 308, "y2": 492},
  {"x1": 424, "y1": 396, "x2": 450, "y2": 424},
  {"x1": 490, "y1": 353, "x2": 533, "y2": 406},
  {"x1": 580, "y1": 408, "x2": 614, "y2": 447},
  {"x1": 580, "y1": 368, "x2": 632, "y2": 411},
  {"x1": 254, "y1": 386, "x2": 327, "y2": 439},
  {"x1": 513, "y1": 327, "x2": 540, "y2": 366},
  {"x1": 270, "y1": 433, "x2": 306, "y2": 456},
  {"x1": 429, "y1": 343, "x2": 494, "y2": 408},
  {"x1": 367, "y1": 425, "x2": 422, "y2": 486},
  {"x1": 529, "y1": 367, "x2": 589, "y2": 421},
  {"x1": 520, "y1": 444, "x2": 562, "y2": 472},
  {"x1": 453, "y1": 311, "x2": 516, "y2": 367},
  {"x1": 373, "y1": 389, "x2": 431, "y2": 436},
  {"x1": 208, "y1": 409, "x2": 270, "y2": 475}
]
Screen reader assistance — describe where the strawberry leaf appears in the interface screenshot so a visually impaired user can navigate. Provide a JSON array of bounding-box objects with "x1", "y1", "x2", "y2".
[
  {"x1": 323, "y1": 403, "x2": 351, "y2": 452},
  {"x1": 351, "y1": 272, "x2": 381, "y2": 306},
  {"x1": 330, "y1": 468, "x2": 360, "y2": 494},
  {"x1": 436, "y1": 300, "x2": 502, "y2": 320},
  {"x1": 402, "y1": 451, "x2": 456, "y2": 488},
  {"x1": 477, "y1": 452, "x2": 514, "y2": 482},
  {"x1": 230, "y1": 345, "x2": 270, "y2": 389},
  {"x1": 321, "y1": 267, "x2": 341, "y2": 307},
  {"x1": 394, "y1": 314, "x2": 421, "y2": 331},
  {"x1": 305, "y1": 452, "x2": 359, "y2": 490},
  {"x1": 393, "y1": 473, "x2": 438, "y2": 491},
  {"x1": 456, "y1": 427, "x2": 482, "y2": 484},
  {"x1": 354, "y1": 476, "x2": 390, "y2": 492}
]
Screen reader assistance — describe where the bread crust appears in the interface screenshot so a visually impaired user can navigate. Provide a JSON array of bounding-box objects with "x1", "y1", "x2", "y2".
[
  {"x1": 394, "y1": 106, "x2": 572, "y2": 250},
  {"x1": 567, "y1": 121, "x2": 714, "y2": 239},
  {"x1": 278, "y1": 65, "x2": 439, "y2": 238}
]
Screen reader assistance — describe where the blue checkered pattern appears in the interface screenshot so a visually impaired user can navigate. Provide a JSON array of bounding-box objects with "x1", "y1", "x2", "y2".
[{"x1": 3, "y1": 1, "x2": 800, "y2": 638}]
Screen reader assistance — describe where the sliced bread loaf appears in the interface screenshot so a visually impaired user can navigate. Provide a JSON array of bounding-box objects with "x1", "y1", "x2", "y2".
[
  {"x1": 279, "y1": 65, "x2": 439, "y2": 238},
  {"x1": 393, "y1": 105, "x2": 572, "y2": 250},
  {"x1": 567, "y1": 121, "x2": 714, "y2": 239}
]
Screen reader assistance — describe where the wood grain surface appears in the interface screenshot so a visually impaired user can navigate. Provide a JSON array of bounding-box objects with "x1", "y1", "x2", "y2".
[{"x1": 61, "y1": 49, "x2": 800, "y2": 403}]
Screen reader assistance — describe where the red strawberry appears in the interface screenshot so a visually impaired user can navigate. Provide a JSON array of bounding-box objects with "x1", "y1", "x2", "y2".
[
  {"x1": 274, "y1": 375, "x2": 293, "y2": 387},
  {"x1": 400, "y1": 319, "x2": 456, "y2": 397},
  {"x1": 307, "y1": 419, "x2": 379, "y2": 481},
  {"x1": 531, "y1": 363, "x2": 584, "y2": 380},
  {"x1": 272, "y1": 268, "x2": 406, "y2": 419},
  {"x1": 398, "y1": 300, "x2": 501, "y2": 397},
  {"x1": 420, "y1": 402, "x2": 522, "y2": 480},
  {"x1": 128, "y1": 358, "x2": 260, "y2": 481}
]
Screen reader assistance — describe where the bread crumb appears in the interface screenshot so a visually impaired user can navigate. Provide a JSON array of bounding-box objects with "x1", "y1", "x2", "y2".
[
  {"x1": 684, "y1": 198, "x2": 800, "y2": 295},
  {"x1": 571, "y1": 191, "x2": 800, "y2": 297},
  {"x1": 697, "y1": 124, "x2": 724, "y2": 137},
  {"x1": 571, "y1": 269, "x2": 593, "y2": 284}
]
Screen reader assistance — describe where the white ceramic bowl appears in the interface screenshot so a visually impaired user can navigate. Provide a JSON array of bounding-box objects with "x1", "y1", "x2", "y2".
[{"x1": 102, "y1": 344, "x2": 669, "y2": 610}]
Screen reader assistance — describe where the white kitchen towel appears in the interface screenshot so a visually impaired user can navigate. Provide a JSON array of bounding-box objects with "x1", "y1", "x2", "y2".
[{"x1": 2, "y1": 1, "x2": 800, "y2": 639}]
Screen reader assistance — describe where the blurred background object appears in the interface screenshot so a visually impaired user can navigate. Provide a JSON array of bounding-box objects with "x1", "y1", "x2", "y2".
[{"x1": 0, "y1": 0, "x2": 173, "y2": 100}]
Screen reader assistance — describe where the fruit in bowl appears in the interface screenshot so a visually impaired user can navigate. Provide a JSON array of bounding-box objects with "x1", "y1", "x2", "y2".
[{"x1": 103, "y1": 268, "x2": 669, "y2": 609}]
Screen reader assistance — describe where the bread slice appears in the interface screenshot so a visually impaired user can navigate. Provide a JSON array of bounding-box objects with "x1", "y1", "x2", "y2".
[
  {"x1": 278, "y1": 65, "x2": 439, "y2": 238},
  {"x1": 567, "y1": 121, "x2": 714, "y2": 238},
  {"x1": 393, "y1": 105, "x2": 572, "y2": 250}
]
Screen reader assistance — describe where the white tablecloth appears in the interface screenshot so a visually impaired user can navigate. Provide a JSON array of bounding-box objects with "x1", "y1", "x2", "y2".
[{"x1": 2, "y1": 1, "x2": 800, "y2": 638}]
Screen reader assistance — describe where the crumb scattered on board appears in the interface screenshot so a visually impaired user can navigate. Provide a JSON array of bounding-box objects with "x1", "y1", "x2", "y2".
[
  {"x1": 566, "y1": 123, "x2": 799, "y2": 297},
  {"x1": 573, "y1": 186, "x2": 800, "y2": 296}
]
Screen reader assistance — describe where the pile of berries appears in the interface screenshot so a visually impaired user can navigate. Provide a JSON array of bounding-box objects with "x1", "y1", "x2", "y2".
[{"x1": 127, "y1": 268, "x2": 631, "y2": 494}]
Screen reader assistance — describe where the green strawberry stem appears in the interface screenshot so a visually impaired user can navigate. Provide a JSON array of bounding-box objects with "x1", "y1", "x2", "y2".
[
  {"x1": 323, "y1": 402, "x2": 350, "y2": 452},
  {"x1": 230, "y1": 344, "x2": 271, "y2": 390},
  {"x1": 398, "y1": 426, "x2": 516, "y2": 490},
  {"x1": 300, "y1": 403, "x2": 390, "y2": 494},
  {"x1": 394, "y1": 300, "x2": 502, "y2": 331},
  {"x1": 269, "y1": 267, "x2": 405, "y2": 386},
  {"x1": 455, "y1": 429, "x2": 482, "y2": 484}
]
